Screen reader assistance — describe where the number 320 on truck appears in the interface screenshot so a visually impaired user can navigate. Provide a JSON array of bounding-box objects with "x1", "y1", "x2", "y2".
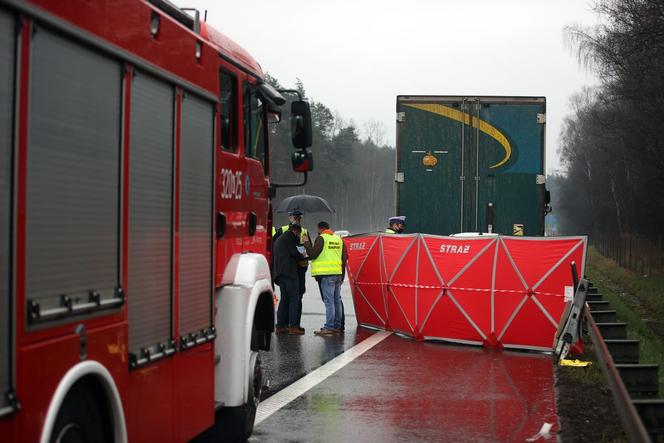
[{"x1": 0, "y1": 0, "x2": 313, "y2": 441}]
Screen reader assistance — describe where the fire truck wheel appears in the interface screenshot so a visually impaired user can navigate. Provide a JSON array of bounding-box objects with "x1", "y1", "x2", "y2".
[
  {"x1": 235, "y1": 351, "x2": 263, "y2": 440},
  {"x1": 245, "y1": 351, "x2": 263, "y2": 433},
  {"x1": 212, "y1": 351, "x2": 263, "y2": 442},
  {"x1": 51, "y1": 376, "x2": 113, "y2": 443}
]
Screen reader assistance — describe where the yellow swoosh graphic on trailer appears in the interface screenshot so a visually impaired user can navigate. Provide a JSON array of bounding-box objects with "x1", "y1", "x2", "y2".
[{"x1": 404, "y1": 103, "x2": 511, "y2": 169}]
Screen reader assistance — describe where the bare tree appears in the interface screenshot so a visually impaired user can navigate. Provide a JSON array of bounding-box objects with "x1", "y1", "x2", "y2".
[
  {"x1": 558, "y1": 0, "x2": 664, "y2": 240},
  {"x1": 362, "y1": 118, "x2": 387, "y2": 146}
]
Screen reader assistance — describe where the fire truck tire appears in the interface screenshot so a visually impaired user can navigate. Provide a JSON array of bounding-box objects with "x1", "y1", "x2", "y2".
[
  {"x1": 50, "y1": 376, "x2": 113, "y2": 443},
  {"x1": 245, "y1": 351, "x2": 264, "y2": 431},
  {"x1": 209, "y1": 351, "x2": 263, "y2": 442},
  {"x1": 219, "y1": 351, "x2": 263, "y2": 442}
]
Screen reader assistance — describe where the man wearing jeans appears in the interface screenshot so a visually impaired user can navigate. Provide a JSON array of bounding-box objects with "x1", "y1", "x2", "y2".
[
  {"x1": 304, "y1": 221, "x2": 347, "y2": 336},
  {"x1": 273, "y1": 224, "x2": 307, "y2": 335}
]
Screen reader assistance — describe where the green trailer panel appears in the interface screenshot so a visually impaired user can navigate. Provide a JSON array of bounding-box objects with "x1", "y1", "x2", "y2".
[{"x1": 396, "y1": 96, "x2": 546, "y2": 236}]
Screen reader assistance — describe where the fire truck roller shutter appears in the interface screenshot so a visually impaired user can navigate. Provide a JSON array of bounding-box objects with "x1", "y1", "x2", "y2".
[
  {"x1": 26, "y1": 27, "x2": 120, "y2": 320},
  {"x1": 178, "y1": 93, "x2": 214, "y2": 343},
  {"x1": 0, "y1": 7, "x2": 15, "y2": 416},
  {"x1": 128, "y1": 72, "x2": 174, "y2": 360}
]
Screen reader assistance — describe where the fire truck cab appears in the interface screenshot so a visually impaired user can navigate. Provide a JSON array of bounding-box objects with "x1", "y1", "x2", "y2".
[{"x1": 0, "y1": 0, "x2": 312, "y2": 441}]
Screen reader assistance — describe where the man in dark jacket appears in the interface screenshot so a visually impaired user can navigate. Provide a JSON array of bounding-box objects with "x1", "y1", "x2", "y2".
[
  {"x1": 272, "y1": 210, "x2": 309, "y2": 319},
  {"x1": 272, "y1": 224, "x2": 307, "y2": 335}
]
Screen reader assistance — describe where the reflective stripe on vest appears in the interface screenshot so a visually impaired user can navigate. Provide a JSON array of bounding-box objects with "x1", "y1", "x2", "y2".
[
  {"x1": 311, "y1": 233, "x2": 343, "y2": 276},
  {"x1": 280, "y1": 225, "x2": 308, "y2": 243},
  {"x1": 385, "y1": 228, "x2": 396, "y2": 234}
]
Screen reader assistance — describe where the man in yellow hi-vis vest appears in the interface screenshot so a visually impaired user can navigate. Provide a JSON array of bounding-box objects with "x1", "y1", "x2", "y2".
[
  {"x1": 304, "y1": 221, "x2": 347, "y2": 336},
  {"x1": 273, "y1": 210, "x2": 309, "y2": 244}
]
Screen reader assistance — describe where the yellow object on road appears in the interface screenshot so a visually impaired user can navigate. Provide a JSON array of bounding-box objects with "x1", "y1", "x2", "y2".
[{"x1": 559, "y1": 359, "x2": 592, "y2": 367}]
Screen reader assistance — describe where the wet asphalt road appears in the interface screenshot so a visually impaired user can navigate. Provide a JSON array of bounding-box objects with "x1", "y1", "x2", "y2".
[
  {"x1": 255, "y1": 273, "x2": 560, "y2": 442},
  {"x1": 261, "y1": 273, "x2": 363, "y2": 399}
]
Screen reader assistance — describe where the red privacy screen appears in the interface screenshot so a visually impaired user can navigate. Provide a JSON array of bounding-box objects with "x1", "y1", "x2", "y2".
[{"x1": 345, "y1": 234, "x2": 587, "y2": 351}]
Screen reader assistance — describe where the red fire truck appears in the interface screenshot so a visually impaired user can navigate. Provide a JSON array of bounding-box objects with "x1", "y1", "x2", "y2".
[{"x1": 0, "y1": 0, "x2": 313, "y2": 441}]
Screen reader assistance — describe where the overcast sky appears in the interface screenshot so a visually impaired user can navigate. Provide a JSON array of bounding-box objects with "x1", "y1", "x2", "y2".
[{"x1": 186, "y1": 0, "x2": 601, "y2": 174}]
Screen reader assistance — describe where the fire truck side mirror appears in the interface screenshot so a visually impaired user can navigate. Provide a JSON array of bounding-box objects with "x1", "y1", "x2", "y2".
[
  {"x1": 290, "y1": 100, "x2": 312, "y2": 150},
  {"x1": 292, "y1": 149, "x2": 313, "y2": 173}
]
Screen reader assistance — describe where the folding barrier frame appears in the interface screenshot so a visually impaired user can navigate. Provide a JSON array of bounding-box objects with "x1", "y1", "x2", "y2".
[{"x1": 345, "y1": 234, "x2": 587, "y2": 351}]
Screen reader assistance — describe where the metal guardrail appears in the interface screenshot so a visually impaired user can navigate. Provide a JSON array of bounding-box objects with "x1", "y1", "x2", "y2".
[{"x1": 584, "y1": 308, "x2": 652, "y2": 442}]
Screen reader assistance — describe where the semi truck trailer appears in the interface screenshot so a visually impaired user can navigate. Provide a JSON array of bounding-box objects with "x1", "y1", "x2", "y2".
[{"x1": 395, "y1": 95, "x2": 550, "y2": 236}]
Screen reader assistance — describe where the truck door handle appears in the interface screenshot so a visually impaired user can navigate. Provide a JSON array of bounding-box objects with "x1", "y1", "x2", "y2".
[
  {"x1": 247, "y1": 212, "x2": 257, "y2": 236},
  {"x1": 217, "y1": 212, "x2": 226, "y2": 239}
]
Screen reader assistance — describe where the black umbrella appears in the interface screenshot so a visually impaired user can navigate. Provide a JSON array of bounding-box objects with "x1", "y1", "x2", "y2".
[{"x1": 275, "y1": 194, "x2": 335, "y2": 213}]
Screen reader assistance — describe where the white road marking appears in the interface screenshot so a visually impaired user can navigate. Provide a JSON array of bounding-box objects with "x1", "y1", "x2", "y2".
[{"x1": 255, "y1": 331, "x2": 392, "y2": 426}]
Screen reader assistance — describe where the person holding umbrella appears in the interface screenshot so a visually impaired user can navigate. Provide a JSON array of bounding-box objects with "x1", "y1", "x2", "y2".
[
  {"x1": 273, "y1": 210, "x2": 309, "y2": 320},
  {"x1": 272, "y1": 223, "x2": 307, "y2": 335},
  {"x1": 273, "y1": 210, "x2": 309, "y2": 243},
  {"x1": 273, "y1": 195, "x2": 336, "y2": 325}
]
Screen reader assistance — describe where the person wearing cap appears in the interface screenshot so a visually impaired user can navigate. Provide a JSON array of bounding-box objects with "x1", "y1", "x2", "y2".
[
  {"x1": 386, "y1": 216, "x2": 406, "y2": 234},
  {"x1": 272, "y1": 209, "x2": 309, "y2": 322},
  {"x1": 303, "y1": 221, "x2": 347, "y2": 336},
  {"x1": 272, "y1": 223, "x2": 307, "y2": 335},
  {"x1": 273, "y1": 210, "x2": 309, "y2": 243}
]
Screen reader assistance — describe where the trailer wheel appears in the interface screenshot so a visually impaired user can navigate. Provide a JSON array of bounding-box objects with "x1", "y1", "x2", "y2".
[{"x1": 50, "y1": 376, "x2": 112, "y2": 443}]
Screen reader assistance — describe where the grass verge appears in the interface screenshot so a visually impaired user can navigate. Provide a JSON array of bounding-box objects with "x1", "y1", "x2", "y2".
[
  {"x1": 556, "y1": 337, "x2": 627, "y2": 442},
  {"x1": 586, "y1": 246, "x2": 664, "y2": 392}
]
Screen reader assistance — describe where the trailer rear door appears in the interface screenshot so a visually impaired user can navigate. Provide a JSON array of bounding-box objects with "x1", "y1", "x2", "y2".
[
  {"x1": 470, "y1": 98, "x2": 546, "y2": 235},
  {"x1": 397, "y1": 96, "x2": 546, "y2": 235},
  {"x1": 396, "y1": 98, "x2": 464, "y2": 234}
]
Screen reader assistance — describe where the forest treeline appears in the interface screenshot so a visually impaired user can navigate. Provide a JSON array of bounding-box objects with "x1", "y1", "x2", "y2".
[
  {"x1": 267, "y1": 76, "x2": 395, "y2": 234},
  {"x1": 555, "y1": 0, "x2": 664, "y2": 241}
]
